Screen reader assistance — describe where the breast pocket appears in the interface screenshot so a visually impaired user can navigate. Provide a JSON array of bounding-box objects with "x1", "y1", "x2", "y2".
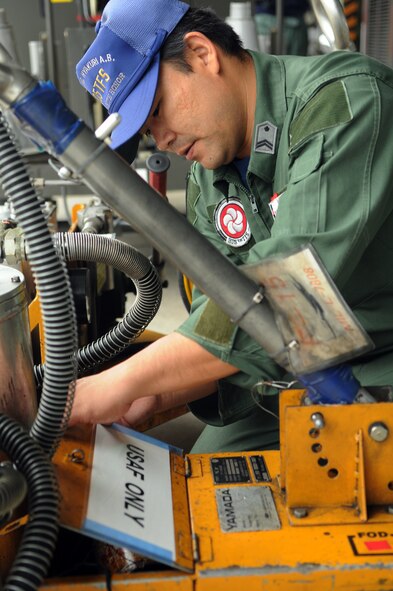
[
  {"x1": 273, "y1": 133, "x2": 326, "y2": 235},
  {"x1": 289, "y1": 132, "x2": 324, "y2": 183}
]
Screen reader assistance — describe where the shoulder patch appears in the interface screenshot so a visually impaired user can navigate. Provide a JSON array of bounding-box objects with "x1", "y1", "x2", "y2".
[
  {"x1": 254, "y1": 121, "x2": 277, "y2": 154},
  {"x1": 194, "y1": 299, "x2": 235, "y2": 345},
  {"x1": 290, "y1": 79, "x2": 353, "y2": 149}
]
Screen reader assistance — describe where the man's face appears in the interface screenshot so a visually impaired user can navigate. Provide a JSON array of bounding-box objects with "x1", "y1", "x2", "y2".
[{"x1": 140, "y1": 59, "x2": 249, "y2": 169}]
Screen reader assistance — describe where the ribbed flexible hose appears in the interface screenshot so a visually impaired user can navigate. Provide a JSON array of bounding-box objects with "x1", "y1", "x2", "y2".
[
  {"x1": 0, "y1": 462, "x2": 27, "y2": 522},
  {"x1": 0, "y1": 414, "x2": 59, "y2": 591},
  {"x1": 34, "y1": 232, "x2": 162, "y2": 381},
  {"x1": 0, "y1": 115, "x2": 77, "y2": 457}
]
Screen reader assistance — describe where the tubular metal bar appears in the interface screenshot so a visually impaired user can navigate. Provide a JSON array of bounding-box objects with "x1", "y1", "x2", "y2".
[
  {"x1": 275, "y1": 0, "x2": 284, "y2": 55},
  {"x1": 43, "y1": 0, "x2": 56, "y2": 84},
  {"x1": 0, "y1": 58, "x2": 36, "y2": 109},
  {"x1": 310, "y1": 0, "x2": 351, "y2": 50},
  {"x1": 59, "y1": 125, "x2": 289, "y2": 370}
]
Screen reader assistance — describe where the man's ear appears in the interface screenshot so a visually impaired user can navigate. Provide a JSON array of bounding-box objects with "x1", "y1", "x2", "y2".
[{"x1": 183, "y1": 31, "x2": 220, "y2": 74}]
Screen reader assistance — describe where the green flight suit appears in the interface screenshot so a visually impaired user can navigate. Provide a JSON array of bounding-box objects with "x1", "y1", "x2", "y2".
[{"x1": 176, "y1": 50, "x2": 393, "y2": 452}]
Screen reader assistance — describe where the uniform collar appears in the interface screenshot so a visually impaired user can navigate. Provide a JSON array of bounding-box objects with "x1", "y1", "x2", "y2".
[
  {"x1": 248, "y1": 51, "x2": 287, "y2": 183},
  {"x1": 211, "y1": 51, "x2": 287, "y2": 187}
]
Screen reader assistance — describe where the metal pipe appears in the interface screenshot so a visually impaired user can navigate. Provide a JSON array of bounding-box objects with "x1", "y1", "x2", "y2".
[
  {"x1": 0, "y1": 59, "x2": 36, "y2": 109},
  {"x1": 275, "y1": 0, "x2": 284, "y2": 55},
  {"x1": 0, "y1": 9, "x2": 20, "y2": 62},
  {"x1": 146, "y1": 152, "x2": 170, "y2": 268},
  {"x1": 58, "y1": 126, "x2": 289, "y2": 369},
  {"x1": 43, "y1": 0, "x2": 56, "y2": 84},
  {"x1": 310, "y1": 0, "x2": 351, "y2": 50},
  {"x1": 28, "y1": 40, "x2": 46, "y2": 80}
]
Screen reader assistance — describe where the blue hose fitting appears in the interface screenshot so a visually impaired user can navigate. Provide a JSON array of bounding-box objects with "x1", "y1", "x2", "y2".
[
  {"x1": 13, "y1": 81, "x2": 84, "y2": 154},
  {"x1": 299, "y1": 364, "x2": 360, "y2": 404}
]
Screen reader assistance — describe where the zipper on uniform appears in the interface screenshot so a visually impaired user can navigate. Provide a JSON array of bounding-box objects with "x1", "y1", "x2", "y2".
[
  {"x1": 248, "y1": 193, "x2": 259, "y2": 213},
  {"x1": 231, "y1": 181, "x2": 259, "y2": 214}
]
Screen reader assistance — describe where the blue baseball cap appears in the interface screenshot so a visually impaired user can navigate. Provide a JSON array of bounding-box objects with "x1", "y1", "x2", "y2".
[{"x1": 76, "y1": 0, "x2": 190, "y2": 154}]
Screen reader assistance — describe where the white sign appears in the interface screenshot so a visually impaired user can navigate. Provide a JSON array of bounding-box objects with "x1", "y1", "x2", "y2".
[{"x1": 84, "y1": 424, "x2": 176, "y2": 566}]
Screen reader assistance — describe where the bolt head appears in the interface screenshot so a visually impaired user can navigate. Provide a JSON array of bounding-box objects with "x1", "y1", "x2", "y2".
[
  {"x1": 311, "y1": 412, "x2": 325, "y2": 429},
  {"x1": 58, "y1": 166, "x2": 72, "y2": 180},
  {"x1": 369, "y1": 422, "x2": 389, "y2": 442},
  {"x1": 293, "y1": 507, "x2": 308, "y2": 518}
]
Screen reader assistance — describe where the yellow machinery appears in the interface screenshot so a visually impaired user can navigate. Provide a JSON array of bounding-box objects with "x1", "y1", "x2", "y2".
[
  {"x1": 1, "y1": 15, "x2": 393, "y2": 587},
  {"x1": 30, "y1": 388, "x2": 393, "y2": 590}
]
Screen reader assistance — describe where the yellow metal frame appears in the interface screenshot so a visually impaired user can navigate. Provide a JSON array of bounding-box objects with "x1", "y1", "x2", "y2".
[
  {"x1": 280, "y1": 389, "x2": 393, "y2": 525},
  {"x1": 42, "y1": 390, "x2": 393, "y2": 590}
]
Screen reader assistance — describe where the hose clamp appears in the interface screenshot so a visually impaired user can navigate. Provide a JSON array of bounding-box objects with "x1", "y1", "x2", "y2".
[{"x1": 231, "y1": 286, "x2": 264, "y2": 324}]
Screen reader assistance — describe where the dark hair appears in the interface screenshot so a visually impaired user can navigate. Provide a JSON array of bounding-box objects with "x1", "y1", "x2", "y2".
[{"x1": 161, "y1": 7, "x2": 246, "y2": 72}]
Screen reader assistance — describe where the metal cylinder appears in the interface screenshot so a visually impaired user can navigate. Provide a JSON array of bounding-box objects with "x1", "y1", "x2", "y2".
[
  {"x1": 310, "y1": 0, "x2": 350, "y2": 51},
  {"x1": 28, "y1": 40, "x2": 46, "y2": 80},
  {"x1": 0, "y1": 8, "x2": 19, "y2": 62},
  {"x1": 0, "y1": 265, "x2": 37, "y2": 428}
]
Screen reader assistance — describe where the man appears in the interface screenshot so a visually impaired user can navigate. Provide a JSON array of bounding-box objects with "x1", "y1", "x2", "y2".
[{"x1": 71, "y1": 0, "x2": 393, "y2": 453}]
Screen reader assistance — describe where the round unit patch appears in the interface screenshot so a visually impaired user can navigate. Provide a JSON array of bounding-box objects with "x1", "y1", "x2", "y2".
[{"x1": 214, "y1": 198, "x2": 251, "y2": 247}]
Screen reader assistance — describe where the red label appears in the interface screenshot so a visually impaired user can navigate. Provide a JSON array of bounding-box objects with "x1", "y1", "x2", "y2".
[{"x1": 365, "y1": 540, "x2": 392, "y2": 551}]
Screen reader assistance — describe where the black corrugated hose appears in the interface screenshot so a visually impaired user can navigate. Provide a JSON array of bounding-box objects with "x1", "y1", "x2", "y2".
[
  {"x1": 0, "y1": 462, "x2": 27, "y2": 523},
  {"x1": 34, "y1": 231, "x2": 162, "y2": 382},
  {"x1": 0, "y1": 115, "x2": 77, "y2": 457},
  {"x1": 0, "y1": 114, "x2": 77, "y2": 590},
  {"x1": 0, "y1": 414, "x2": 59, "y2": 591}
]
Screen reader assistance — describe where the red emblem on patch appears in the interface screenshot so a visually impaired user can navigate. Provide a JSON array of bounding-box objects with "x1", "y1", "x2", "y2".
[{"x1": 214, "y1": 198, "x2": 251, "y2": 247}]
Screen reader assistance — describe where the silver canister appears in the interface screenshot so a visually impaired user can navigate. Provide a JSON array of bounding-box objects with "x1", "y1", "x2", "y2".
[{"x1": 0, "y1": 265, "x2": 37, "y2": 427}]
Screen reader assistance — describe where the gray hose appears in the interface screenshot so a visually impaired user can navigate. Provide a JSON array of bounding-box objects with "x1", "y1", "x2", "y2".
[
  {"x1": 0, "y1": 114, "x2": 78, "y2": 457},
  {"x1": 0, "y1": 462, "x2": 27, "y2": 523},
  {"x1": 34, "y1": 232, "x2": 162, "y2": 383},
  {"x1": 0, "y1": 414, "x2": 59, "y2": 591}
]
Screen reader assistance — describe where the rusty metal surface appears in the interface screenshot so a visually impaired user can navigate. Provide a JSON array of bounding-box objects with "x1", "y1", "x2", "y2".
[{"x1": 52, "y1": 424, "x2": 95, "y2": 531}]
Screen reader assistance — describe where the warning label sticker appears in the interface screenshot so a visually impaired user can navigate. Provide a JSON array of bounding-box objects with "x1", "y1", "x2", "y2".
[
  {"x1": 216, "y1": 486, "x2": 281, "y2": 533},
  {"x1": 348, "y1": 531, "x2": 393, "y2": 556}
]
